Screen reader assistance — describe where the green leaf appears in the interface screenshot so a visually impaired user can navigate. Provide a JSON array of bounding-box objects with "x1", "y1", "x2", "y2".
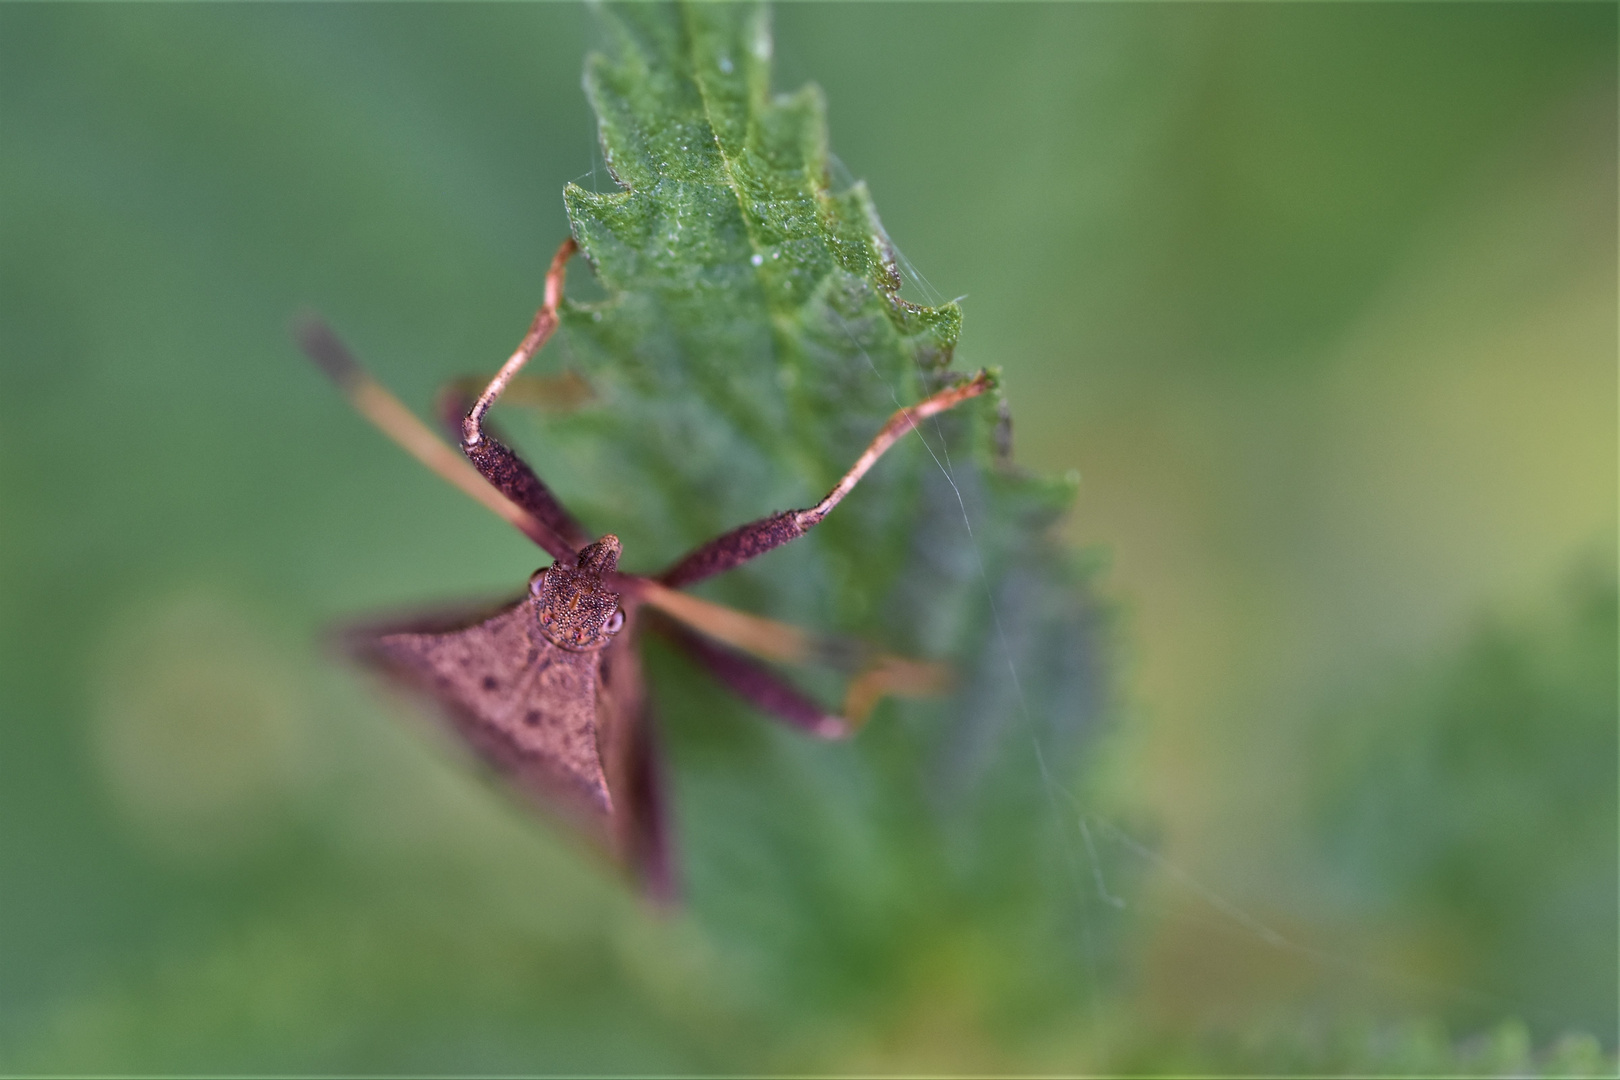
[{"x1": 500, "y1": 0, "x2": 1119, "y2": 1030}]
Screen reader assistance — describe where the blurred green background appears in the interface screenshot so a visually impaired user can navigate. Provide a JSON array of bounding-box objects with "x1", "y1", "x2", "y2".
[{"x1": 1, "y1": 2, "x2": 1614, "y2": 1073}]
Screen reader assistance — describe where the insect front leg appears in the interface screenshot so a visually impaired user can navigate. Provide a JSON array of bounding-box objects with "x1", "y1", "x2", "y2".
[
  {"x1": 437, "y1": 381, "x2": 591, "y2": 557},
  {"x1": 296, "y1": 318, "x2": 575, "y2": 556},
  {"x1": 658, "y1": 370, "x2": 994, "y2": 587},
  {"x1": 454, "y1": 237, "x2": 593, "y2": 558}
]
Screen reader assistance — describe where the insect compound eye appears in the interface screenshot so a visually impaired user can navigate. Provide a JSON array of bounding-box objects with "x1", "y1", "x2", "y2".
[
  {"x1": 603, "y1": 609, "x2": 625, "y2": 636},
  {"x1": 528, "y1": 569, "x2": 547, "y2": 597}
]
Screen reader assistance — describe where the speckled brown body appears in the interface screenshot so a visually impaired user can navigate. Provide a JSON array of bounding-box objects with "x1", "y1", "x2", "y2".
[{"x1": 350, "y1": 537, "x2": 649, "y2": 860}]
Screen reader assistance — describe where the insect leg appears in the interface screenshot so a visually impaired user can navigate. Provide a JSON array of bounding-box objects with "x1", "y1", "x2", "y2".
[
  {"x1": 650, "y1": 615, "x2": 848, "y2": 738},
  {"x1": 462, "y1": 237, "x2": 578, "y2": 437},
  {"x1": 657, "y1": 370, "x2": 994, "y2": 587},
  {"x1": 450, "y1": 238, "x2": 595, "y2": 556},
  {"x1": 438, "y1": 378, "x2": 591, "y2": 555},
  {"x1": 630, "y1": 578, "x2": 951, "y2": 731},
  {"x1": 295, "y1": 318, "x2": 576, "y2": 558}
]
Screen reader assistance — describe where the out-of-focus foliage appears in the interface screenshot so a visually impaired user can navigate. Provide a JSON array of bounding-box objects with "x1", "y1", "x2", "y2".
[
  {"x1": 1119, "y1": 1018, "x2": 1614, "y2": 1078},
  {"x1": 1, "y1": 0, "x2": 1613, "y2": 1074},
  {"x1": 1309, "y1": 559, "x2": 1618, "y2": 1038}
]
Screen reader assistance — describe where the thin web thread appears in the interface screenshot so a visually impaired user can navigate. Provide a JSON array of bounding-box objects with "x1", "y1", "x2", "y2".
[
  {"x1": 826, "y1": 310, "x2": 1034, "y2": 740},
  {"x1": 1033, "y1": 738, "x2": 1113, "y2": 1024},
  {"x1": 827, "y1": 301, "x2": 1107, "y2": 1008},
  {"x1": 1037, "y1": 757, "x2": 1508, "y2": 1015},
  {"x1": 833, "y1": 245, "x2": 1506, "y2": 1025}
]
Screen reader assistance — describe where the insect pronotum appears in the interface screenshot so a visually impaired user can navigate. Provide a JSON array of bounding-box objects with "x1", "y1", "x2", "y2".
[{"x1": 298, "y1": 237, "x2": 990, "y2": 898}]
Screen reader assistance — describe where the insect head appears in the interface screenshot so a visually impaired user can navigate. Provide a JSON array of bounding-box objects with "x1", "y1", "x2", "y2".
[{"x1": 530, "y1": 534, "x2": 626, "y2": 651}]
